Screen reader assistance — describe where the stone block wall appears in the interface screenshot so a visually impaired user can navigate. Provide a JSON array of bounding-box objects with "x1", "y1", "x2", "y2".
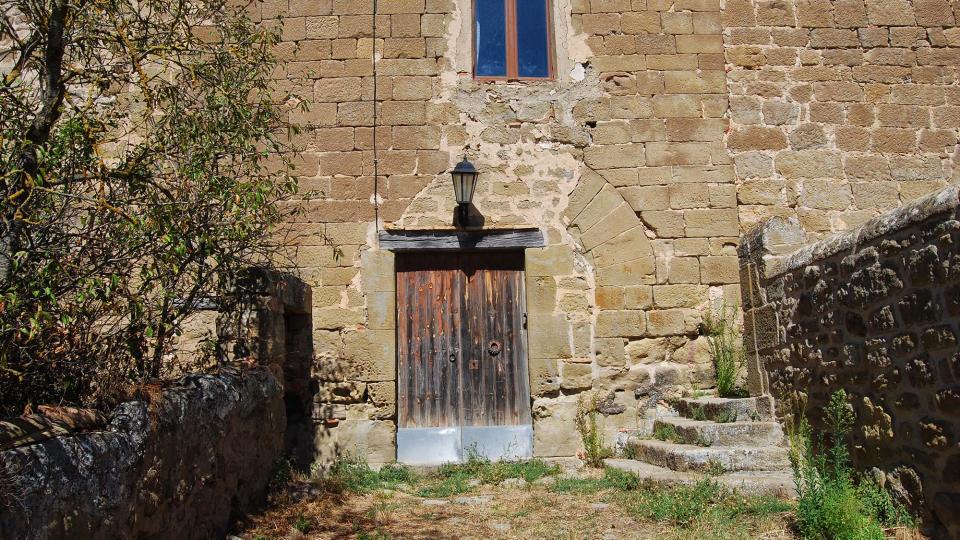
[
  {"x1": 725, "y1": 0, "x2": 960, "y2": 239},
  {"x1": 257, "y1": 0, "x2": 745, "y2": 462},
  {"x1": 0, "y1": 367, "x2": 285, "y2": 540},
  {"x1": 257, "y1": 0, "x2": 960, "y2": 464},
  {"x1": 739, "y1": 185, "x2": 960, "y2": 537}
]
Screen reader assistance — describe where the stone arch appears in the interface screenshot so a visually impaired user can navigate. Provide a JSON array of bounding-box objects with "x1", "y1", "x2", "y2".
[{"x1": 564, "y1": 167, "x2": 655, "y2": 301}]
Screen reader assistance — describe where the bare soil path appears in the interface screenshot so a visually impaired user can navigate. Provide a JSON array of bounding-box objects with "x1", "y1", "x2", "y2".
[{"x1": 233, "y1": 462, "x2": 796, "y2": 540}]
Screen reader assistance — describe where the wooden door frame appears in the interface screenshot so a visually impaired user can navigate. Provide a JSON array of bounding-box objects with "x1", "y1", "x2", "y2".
[{"x1": 387, "y1": 232, "x2": 543, "y2": 465}]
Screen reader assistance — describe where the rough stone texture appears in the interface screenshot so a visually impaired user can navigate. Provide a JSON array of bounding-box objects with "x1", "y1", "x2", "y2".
[
  {"x1": 265, "y1": 0, "x2": 744, "y2": 463},
  {"x1": 739, "y1": 185, "x2": 960, "y2": 538},
  {"x1": 263, "y1": 0, "x2": 960, "y2": 466},
  {"x1": 0, "y1": 367, "x2": 285, "y2": 540},
  {"x1": 725, "y1": 0, "x2": 960, "y2": 239}
]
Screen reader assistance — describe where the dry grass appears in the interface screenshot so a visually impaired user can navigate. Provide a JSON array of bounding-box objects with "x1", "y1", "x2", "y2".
[{"x1": 234, "y1": 471, "x2": 796, "y2": 540}]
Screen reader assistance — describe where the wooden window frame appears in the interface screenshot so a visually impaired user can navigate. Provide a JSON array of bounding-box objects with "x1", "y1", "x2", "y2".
[{"x1": 473, "y1": 0, "x2": 556, "y2": 82}]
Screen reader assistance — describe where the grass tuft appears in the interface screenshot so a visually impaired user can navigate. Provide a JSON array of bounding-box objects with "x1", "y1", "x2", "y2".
[{"x1": 318, "y1": 456, "x2": 419, "y2": 494}]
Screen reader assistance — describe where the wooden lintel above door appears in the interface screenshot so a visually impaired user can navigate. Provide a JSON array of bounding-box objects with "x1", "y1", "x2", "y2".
[{"x1": 378, "y1": 229, "x2": 545, "y2": 252}]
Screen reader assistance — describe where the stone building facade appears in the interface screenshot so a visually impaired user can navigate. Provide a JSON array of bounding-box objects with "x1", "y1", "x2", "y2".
[{"x1": 253, "y1": 0, "x2": 960, "y2": 463}]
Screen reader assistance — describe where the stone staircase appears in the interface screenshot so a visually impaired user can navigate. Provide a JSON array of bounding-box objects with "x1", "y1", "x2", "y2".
[{"x1": 605, "y1": 394, "x2": 796, "y2": 498}]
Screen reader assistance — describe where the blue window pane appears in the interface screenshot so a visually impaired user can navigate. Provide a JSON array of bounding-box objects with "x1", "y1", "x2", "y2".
[
  {"x1": 516, "y1": 0, "x2": 550, "y2": 78},
  {"x1": 476, "y1": 0, "x2": 507, "y2": 77}
]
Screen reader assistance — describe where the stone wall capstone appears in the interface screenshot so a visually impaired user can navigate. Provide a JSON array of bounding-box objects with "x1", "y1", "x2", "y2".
[
  {"x1": 739, "y1": 184, "x2": 960, "y2": 538},
  {"x1": 0, "y1": 367, "x2": 285, "y2": 540}
]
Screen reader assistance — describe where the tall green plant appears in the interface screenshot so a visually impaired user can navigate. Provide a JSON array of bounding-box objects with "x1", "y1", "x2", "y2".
[
  {"x1": 787, "y1": 390, "x2": 913, "y2": 540},
  {"x1": 575, "y1": 392, "x2": 612, "y2": 467},
  {"x1": 702, "y1": 304, "x2": 745, "y2": 397}
]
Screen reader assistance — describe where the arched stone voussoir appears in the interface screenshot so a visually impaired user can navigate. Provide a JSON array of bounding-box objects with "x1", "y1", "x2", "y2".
[{"x1": 566, "y1": 167, "x2": 655, "y2": 278}]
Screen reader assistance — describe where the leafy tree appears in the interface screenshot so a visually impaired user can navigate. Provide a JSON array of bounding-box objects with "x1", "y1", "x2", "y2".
[{"x1": 0, "y1": 0, "x2": 299, "y2": 416}]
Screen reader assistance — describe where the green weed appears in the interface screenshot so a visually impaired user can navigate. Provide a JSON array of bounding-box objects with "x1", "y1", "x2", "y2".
[
  {"x1": 620, "y1": 442, "x2": 639, "y2": 459},
  {"x1": 357, "y1": 529, "x2": 392, "y2": 540},
  {"x1": 548, "y1": 467, "x2": 639, "y2": 494},
  {"x1": 787, "y1": 390, "x2": 914, "y2": 540},
  {"x1": 625, "y1": 479, "x2": 726, "y2": 525},
  {"x1": 320, "y1": 457, "x2": 418, "y2": 494},
  {"x1": 269, "y1": 458, "x2": 293, "y2": 492},
  {"x1": 548, "y1": 477, "x2": 607, "y2": 494},
  {"x1": 575, "y1": 392, "x2": 614, "y2": 467},
  {"x1": 415, "y1": 473, "x2": 472, "y2": 498},
  {"x1": 691, "y1": 405, "x2": 708, "y2": 421},
  {"x1": 449, "y1": 453, "x2": 560, "y2": 484},
  {"x1": 377, "y1": 463, "x2": 418, "y2": 485},
  {"x1": 703, "y1": 460, "x2": 726, "y2": 476},
  {"x1": 702, "y1": 304, "x2": 747, "y2": 398},
  {"x1": 653, "y1": 423, "x2": 683, "y2": 443},
  {"x1": 599, "y1": 471, "x2": 792, "y2": 531},
  {"x1": 292, "y1": 514, "x2": 312, "y2": 534}
]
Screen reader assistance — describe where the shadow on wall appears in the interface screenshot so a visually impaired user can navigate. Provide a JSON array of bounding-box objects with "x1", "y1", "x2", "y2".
[{"x1": 284, "y1": 311, "x2": 317, "y2": 470}]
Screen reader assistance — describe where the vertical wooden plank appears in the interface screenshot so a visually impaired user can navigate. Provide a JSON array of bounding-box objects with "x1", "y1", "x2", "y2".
[
  {"x1": 500, "y1": 268, "x2": 515, "y2": 426},
  {"x1": 397, "y1": 267, "x2": 408, "y2": 428},
  {"x1": 513, "y1": 263, "x2": 532, "y2": 425},
  {"x1": 414, "y1": 269, "x2": 426, "y2": 427},
  {"x1": 463, "y1": 253, "x2": 483, "y2": 427}
]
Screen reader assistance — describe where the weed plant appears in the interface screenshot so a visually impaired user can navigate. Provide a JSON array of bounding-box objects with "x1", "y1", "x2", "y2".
[
  {"x1": 318, "y1": 456, "x2": 418, "y2": 494},
  {"x1": 319, "y1": 453, "x2": 561, "y2": 498},
  {"x1": 575, "y1": 392, "x2": 614, "y2": 467},
  {"x1": 702, "y1": 304, "x2": 748, "y2": 398},
  {"x1": 787, "y1": 390, "x2": 914, "y2": 540},
  {"x1": 653, "y1": 423, "x2": 682, "y2": 443},
  {"x1": 548, "y1": 468, "x2": 792, "y2": 531}
]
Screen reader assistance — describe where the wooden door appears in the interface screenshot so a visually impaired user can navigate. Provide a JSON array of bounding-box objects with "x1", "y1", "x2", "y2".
[{"x1": 396, "y1": 251, "x2": 531, "y2": 430}]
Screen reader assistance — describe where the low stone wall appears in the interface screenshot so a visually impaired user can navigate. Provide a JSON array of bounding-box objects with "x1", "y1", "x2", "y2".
[
  {"x1": 739, "y1": 185, "x2": 960, "y2": 538},
  {"x1": 0, "y1": 367, "x2": 284, "y2": 540}
]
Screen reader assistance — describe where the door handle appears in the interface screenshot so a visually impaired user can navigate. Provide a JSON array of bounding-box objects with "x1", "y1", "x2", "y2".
[{"x1": 449, "y1": 353, "x2": 456, "y2": 363}]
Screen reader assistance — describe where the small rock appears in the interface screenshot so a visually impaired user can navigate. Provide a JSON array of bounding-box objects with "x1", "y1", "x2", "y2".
[
  {"x1": 533, "y1": 476, "x2": 557, "y2": 486},
  {"x1": 487, "y1": 521, "x2": 512, "y2": 532},
  {"x1": 467, "y1": 478, "x2": 482, "y2": 487},
  {"x1": 453, "y1": 495, "x2": 493, "y2": 506},
  {"x1": 498, "y1": 477, "x2": 527, "y2": 489},
  {"x1": 421, "y1": 499, "x2": 449, "y2": 506},
  {"x1": 591, "y1": 502, "x2": 610, "y2": 511}
]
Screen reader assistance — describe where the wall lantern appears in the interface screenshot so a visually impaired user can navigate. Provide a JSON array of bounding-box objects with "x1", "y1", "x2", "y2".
[{"x1": 451, "y1": 157, "x2": 478, "y2": 226}]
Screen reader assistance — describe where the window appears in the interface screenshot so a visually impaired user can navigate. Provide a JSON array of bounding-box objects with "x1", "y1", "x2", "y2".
[{"x1": 475, "y1": 0, "x2": 553, "y2": 80}]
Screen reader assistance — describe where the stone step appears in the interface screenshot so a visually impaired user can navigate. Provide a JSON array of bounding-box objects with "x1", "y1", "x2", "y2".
[
  {"x1": 625, "y1": 438, "x2": 791, "y2": 472},
  {"x1": 604, "y1": 458, "x2": 796, "y2": 499},
  {"x1": 653, "y1": 417, "x2": 785, "y2": 448},
  {"x1": 675, "y1": 395, "x2": 776, "y2": 422}
]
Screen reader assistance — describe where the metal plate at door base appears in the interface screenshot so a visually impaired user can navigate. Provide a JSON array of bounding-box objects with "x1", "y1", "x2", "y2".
[
  {"x1": 397, "y1": 425, "x2": 533, "y2": 465},
  {"x1": 461, "y1": 425, "x2": 533, "y2": 461},
  {"x1": 397, "y1": 427, "x2": 461, "y2": 466}
]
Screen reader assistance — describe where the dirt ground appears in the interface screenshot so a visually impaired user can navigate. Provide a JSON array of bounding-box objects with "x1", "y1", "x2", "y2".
[{"x1": 234, "y1": 477, "x2": 796, "y2": 540}]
